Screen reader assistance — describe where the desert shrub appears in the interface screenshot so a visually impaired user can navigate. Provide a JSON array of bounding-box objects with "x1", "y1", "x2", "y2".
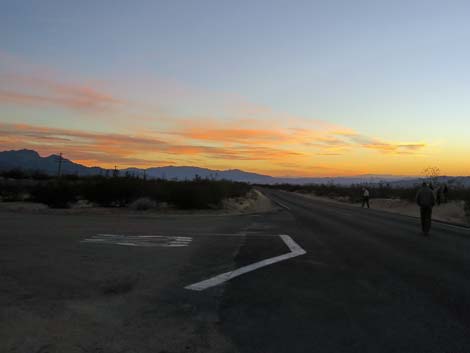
[
  {"x1": 168, "y1": 181, "x2": 219, "y2": 209},
  {"x1": 0, "y1": 178, "x2": 44, "y2": 201},
  {"x1": 62, "y1": 173, "x2": 80, "y2": 181},
  {"x1": 1, "y1": 168, "x2": 27, "y2": 179},
  {"x1": 0, "y1": 168, "x2": 52, "y2": 180},
  {"x1": 30, "y1": 170, "x2": 51, "y2": 180},
  {"x1": 147, "y1": 179, "x2": 250, "y2": 209},
  {"x1": 2, "y1": 172, "x2": 251, "y2": 210},
  {"x1": 79, "y1": 176, "x2": 250, "y2": 209},
  {"x1": 0, "y1": 182, "x2": 26, "y2": 201},
  {"x1": 30, "y1": 180, "x2": 78, "y2": 208},
  {"x1": 80, "y1": 177, "x2": 143, "y2": 206},
  {"x1": 129, "y1": 197, "x2": 157, "y2": 210}
]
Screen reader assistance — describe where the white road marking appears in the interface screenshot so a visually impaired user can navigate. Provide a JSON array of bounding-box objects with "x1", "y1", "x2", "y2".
[
  {"x1": 81, "y1": 234, "x2": 192, "y2": 247},
  {"x1": 182, "y1": 233, "x2": 276, "y2": 237},
  {"x1": 184, "y1": 234, "x2": 306, "y2": 291},
  {"x1": 435, "y1": 222, "x2": 470, "y2": 232},
  {"x1": 272, "y1": 199, "x2": 291, "y2": 210}
]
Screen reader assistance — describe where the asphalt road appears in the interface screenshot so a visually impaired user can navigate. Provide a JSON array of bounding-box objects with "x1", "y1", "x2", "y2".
[{"x1": 1, "y1": 190, "x2": 470, "y2": 353}]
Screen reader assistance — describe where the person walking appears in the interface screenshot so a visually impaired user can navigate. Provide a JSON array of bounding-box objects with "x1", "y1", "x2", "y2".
[
  {"x1": 442, "y1": 184, "x2": 449, "y2": 203},
  {"x1": 416, "y1": 182, "x2": 435, "y2": 236},
  {"x1": 435, "y1": 185, "x2": 441, "y2": 206},
  {"x1": 362, "y1": 188, "x2": 370, "y2": 208}
]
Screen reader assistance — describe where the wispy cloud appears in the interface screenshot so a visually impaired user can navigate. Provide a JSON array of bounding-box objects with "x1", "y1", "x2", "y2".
[
  {"x1": 0, "y1": 123, "x2": 305, "y2": 168},
  {"x1": 0, "y1": 52, "x2": 430, "y2": 176},
  {"x1": 0, "y1": 74, "x2": 122, "y2": 112},
  {"x1": 347, "y1": 134, "x2": 427, "y2": 154},
  {"x1": 0, "y1": 120, "x2": 428, "y2": 177},
  {"x1": 168, "y1": 126, "x2": 292, "y2": 145}
]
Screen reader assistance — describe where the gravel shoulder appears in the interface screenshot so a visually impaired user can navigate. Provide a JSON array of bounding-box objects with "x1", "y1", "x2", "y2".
[{"x1": 295, "y1": 192, "x2": 469, "y2": 226}]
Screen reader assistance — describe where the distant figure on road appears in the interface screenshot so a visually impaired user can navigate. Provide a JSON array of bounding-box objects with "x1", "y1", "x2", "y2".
[
  {"x1": 442, "y1": 184, "x2": 449, "y2": 203},
  {"x1": 416, "y1": 182, "x2": 435, "y2": 236},
  {"x1": 435, "y1": 185, "x2": 442, "y2": 206},
  {"x1": 361, "y1": 188, "x2": 370, "y2": 208}
]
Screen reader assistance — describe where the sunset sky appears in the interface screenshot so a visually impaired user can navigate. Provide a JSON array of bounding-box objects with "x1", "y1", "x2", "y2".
[{"x1": 1, "y1": 1, "x2": 469, "y2": 177}]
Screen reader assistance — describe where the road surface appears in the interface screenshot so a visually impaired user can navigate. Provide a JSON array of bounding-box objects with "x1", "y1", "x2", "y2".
[{"x1": 1, "y1": 189, "x2": 470, "y2": 353}]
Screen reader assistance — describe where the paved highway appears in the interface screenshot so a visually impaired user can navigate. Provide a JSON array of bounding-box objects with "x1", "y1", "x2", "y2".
[
  {"x1": 223, "y1": 189, "x2": 470, "y2": 353},
  {"x1": 1, "y1": 190, "x2": 470, "y2": 353}
]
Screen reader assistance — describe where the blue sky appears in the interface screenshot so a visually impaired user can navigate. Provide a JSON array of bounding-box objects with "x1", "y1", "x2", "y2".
[{"x1": 1, "y1": 0, "x2": 469, "y2": 175}]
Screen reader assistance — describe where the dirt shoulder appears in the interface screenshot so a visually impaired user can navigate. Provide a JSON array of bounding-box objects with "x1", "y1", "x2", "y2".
[
  {"x1": 222, "y1": 189, "x2": 277, "y2": 214},
  {"x1": 296, "y1": 192, "x2": 470, "y2": 226}
]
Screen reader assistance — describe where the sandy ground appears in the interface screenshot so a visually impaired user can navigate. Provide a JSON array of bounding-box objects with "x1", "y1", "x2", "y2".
[
  {"x1": 297, "y1": 192, "x2": 470, "y2": 226},
  {"x1": 222, "y1": 189, "x2": 276, "y2": 213}
]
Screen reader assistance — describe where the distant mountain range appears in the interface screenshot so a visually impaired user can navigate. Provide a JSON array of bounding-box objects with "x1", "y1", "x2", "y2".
[{"x1": 1, "y1": 149, "x2": 469, "y2": 187}]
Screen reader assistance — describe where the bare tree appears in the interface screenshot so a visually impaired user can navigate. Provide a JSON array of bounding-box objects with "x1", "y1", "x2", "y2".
[{"x1": 422, "y1": 166, "x2": 441, "y2": 186}]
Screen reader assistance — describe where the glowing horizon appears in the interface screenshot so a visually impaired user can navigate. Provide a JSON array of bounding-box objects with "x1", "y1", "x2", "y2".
[{"x1": 1, "y1": 1, "x2": 469, "y2": 177}]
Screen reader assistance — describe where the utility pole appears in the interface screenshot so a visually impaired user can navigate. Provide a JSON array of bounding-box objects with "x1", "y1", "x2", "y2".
[
  {"x1": 113, "y1": 165, "x2": 119, "y2": 178},
  {"x1": 56, "y1": 152, "x2": 63, "y2": 178},
  {"x1": 143, "y1": 169, "x2": 147, "y2": 181}
]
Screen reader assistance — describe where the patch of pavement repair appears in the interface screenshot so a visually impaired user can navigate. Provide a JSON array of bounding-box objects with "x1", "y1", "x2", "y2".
[
  {"x1": 185, "y1": 234, "x2": 306, "y2": 291},
  {"x1": 81, "y1": 234, "x2": 192, "y2": 247}
]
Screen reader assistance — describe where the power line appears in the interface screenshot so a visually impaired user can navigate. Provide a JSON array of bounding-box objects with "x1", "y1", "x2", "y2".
[{"x1": 56, "y1": 152, "x2": 63, "y2": 177}]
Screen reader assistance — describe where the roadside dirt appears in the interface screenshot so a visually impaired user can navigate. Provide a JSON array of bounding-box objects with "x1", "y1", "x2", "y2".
[
  {"x1": 222, "y1": 189, "x2": 277, "y2": 214},
  {"x1": 297, "y1": 192, "x2": 469, "y2": 226}
]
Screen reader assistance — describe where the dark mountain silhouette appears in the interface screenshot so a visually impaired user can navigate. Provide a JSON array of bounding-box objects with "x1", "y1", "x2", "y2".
[
  {"x1": 3, "y1": 149, "x2": 468, "y2": 186},
  {"x1": 0, "y1": 149, "x2": 278, "y2": 182},
  {"x1": 0, "y1": 149, "x2": 106, "y2": 176}
]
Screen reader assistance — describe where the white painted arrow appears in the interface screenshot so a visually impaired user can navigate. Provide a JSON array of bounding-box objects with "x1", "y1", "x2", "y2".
[{"x1": 185, "y1": 234, "x2": 306, "y2": 291}]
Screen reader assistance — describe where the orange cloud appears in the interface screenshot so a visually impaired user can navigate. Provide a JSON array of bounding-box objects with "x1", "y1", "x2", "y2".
[
  {"x1": 0, "y1": 52, "x2": 431, "y2": 176},
  {"x1": 0, "y1": 123, "x2": 305, "y2": 168},
  {"x1": 171, "y1": 127, "x2": 291, "y2": 144},
  {"x1": 349, "y1": 135, "x2": 427, "y2": 154},
  {"x1": 0, "y1": 74, "x2": 122, "y2": 112},
  {"x1": 167, "y1": 122, "x2": 426, "y2": 159},
  {"x1": 0, "y1": 116, "x2": 430, "y2": 178}
]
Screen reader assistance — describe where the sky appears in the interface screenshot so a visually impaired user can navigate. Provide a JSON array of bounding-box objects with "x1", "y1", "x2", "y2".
[{"x1": 1, "y1": 0, "x2": 469, "y2": 177}]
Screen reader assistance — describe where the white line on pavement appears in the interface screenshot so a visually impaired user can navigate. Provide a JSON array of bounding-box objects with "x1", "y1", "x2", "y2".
[
  {"x1": 184, "y1": 234, "x2": 306, "y2": 291},
  {"x1": 81, "y1": 234, "x2": 192, "y2": 247},
  {"x1": 435, "y1": 222, "x2": 470, "y2": 232},
  {"x1": 270, "y1": 198, "x2": 290, "y2": 210}
]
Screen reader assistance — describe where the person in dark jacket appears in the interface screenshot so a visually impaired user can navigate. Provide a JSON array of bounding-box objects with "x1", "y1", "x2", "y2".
[{"x1": 416, "y1": 182, "x2": 436, "y2": 236}]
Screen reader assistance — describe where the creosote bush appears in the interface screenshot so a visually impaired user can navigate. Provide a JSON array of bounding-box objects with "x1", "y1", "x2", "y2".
[
  {"x1": 79, "y1": 177, "x2": 250, "y2": 209},
  {"x1": 30, "y1": 180, "x2": 79, "y2": 208},
  {"x1": 129, "y1": 197, "x2": 157, "y2": 211},
  {"x1": 1, "y1": 171, "x2": 251, "y2": 209}
]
